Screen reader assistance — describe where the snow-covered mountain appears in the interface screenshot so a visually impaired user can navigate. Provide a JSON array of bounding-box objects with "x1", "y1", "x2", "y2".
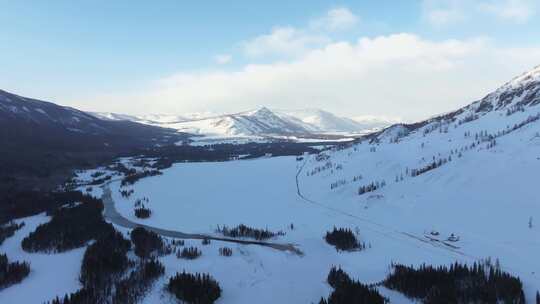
[
  {"x1": 95, "y1": 107, "x2": 314, "y2": 138},
  {"x1": 93, "y1": 107, "x2": 395, "y2": 139},
  {"x1": 0, "y1": 88, "x2": 183, "y2": 185},
  {"x1": 294, "y1": 64, "x2": 540, "y2": 301},
  {"x1": 0, "y1": 89, "x2": 180, "y2": 142},
  {"x1": 274, "y1": 108, "x2": 394, "y2": 133},
  {"x1": 365, "y1": 64, "x2": 540, "y2": 143}
]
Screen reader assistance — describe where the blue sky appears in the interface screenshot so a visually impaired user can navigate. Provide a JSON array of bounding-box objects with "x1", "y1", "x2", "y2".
[{"x1": 1, "y1": 0, "x2": 539, "y2": 119}]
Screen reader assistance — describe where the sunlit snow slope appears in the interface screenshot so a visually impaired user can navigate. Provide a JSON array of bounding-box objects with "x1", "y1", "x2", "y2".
[{"x1": 108, "y1": 65, "x2": 540, "y2": 303}]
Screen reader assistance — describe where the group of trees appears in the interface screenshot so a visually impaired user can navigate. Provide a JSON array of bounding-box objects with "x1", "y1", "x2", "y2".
[
  {"x1": 133, "y1": 197, "x2": 152, "y2": 219},
  {"x1": 80, "y1": 230, "x2": 132, "y2": 293},
  {"x1": 324, "y1": 227, "x2": 363, "y2": 251},
  {"x1": 384, "y1": 262, "x2": 525, "y2": 303},
  {"x1": 119, "y1": 189, "x2": 134, "y2": 198},
  {"x1": 358, "y1": 180, "x2": 386, "y2": 195},
  {"x1": 112, "y1": 259, "x2": 165, "y2": 304},
  {"x1": 167, "y1": 271, "x2": 221, "y2": 304},
  {"x1": 178, "y1": 247, "x2": 202, "y2": 260},
  {"x1": 120, "y1": 169, "x2": 162, "y2": 187},
  {"x1": 218, "y1": 247, "x2": 233, "y2": 257},
  {"x1": 330, "y1": 179, "x2": 347, "y2": 190},
  {"x1": 307, "y1": 161, "x2": 333, "y2": 177},
  {"x1": 48, "y1": 229, "x2": 132, "y2": 303},
  {"x1": 0, "y1": 221, "x2": 24, "y2": 246},
  {"x1": 506, "y1": 104, "x2": 525, "y2": 116},
  {"x1": 319, "y1": 266, "x2": 387, "y2": 304},
  {"x1": 130, "y1": 227, "x2": 165, "y2": 259},
  {"x1": 48, "y1": 228, "x2": 167, "y2": 304},
  {"x1": 0, "y1": 190, "x2": 90, "y2": 224},
  {"x1": 410, "y1": 158, "x2": 448, "y2": 177},
  {"x1": 217, "y1": 224, "x2": 284, "y2": 241},
  {"x1": 21, "y1": 198, "x2": 112, "y2": 253},
  {"x1": 0, "y1": 253, "x2": 30, "y2": 291},
  {"x1": 88, "y1": 174, "x2": 112, "y2": 185},
  {"x1": 458, "y1": 113, "x2": 479, "y2": 125},
  {"x1": 134, "y1": 207, "x2": 151, "y2": 219}
]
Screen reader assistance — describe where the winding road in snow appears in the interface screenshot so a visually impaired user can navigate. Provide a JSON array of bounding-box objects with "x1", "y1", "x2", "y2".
[{"x1": 101, "y1": 185, "x2": 303, "y2": 256}]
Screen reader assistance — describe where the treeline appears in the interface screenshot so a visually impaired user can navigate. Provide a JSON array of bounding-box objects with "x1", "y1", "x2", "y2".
[
  {"x1": 48, "y1": 229, "x2": 132, "y2": 303},
  {"x1": 134, "y1": 207, "x2": 151, "y2": 219},
  {"x1": 177, "y1": 247, "x2": 202, "y2": 260},
  {"x1": 0, "y1": 253, "x2": 30, "y2": 291},
  {"x1": 219, "y1": 247, "x2": 233, "y2": 257},
  {"x1": 143, "y1": 142, "x2": 317, "y2": 171},
  {"x1": 134, "y1": 197, "x2": 151, "y2": 219},
  {"x1": 0, "y1": 190, "x2": 91, "y2": 224},
  {"x1": 384, "y1": 262, "x2": 525, "y2": 303},
  {"x1": 217, "y1": 224, "x2": 284, "y2": 240},
  {"x1": 130, "y1": 227, "x2": 166, "y2": 259},
  {"x1": 410, "y1": 158, "x2": 447, "y2": 177},
  {"x1": 121, "y1": 169, "x2": 162, "y2": 187},
  {"x1": 80, "y1": 229, "x2": 132, "y2": 292},
  {"x1": 48, "y1": 229, "x2": 165, "y2": 304},
  {"x1": 358, "y1": 180, "x2": 386, "y2": 195},
  {"x1": 88, "y1": 174, "x2": 112, "y2": 185},
  {"x1": 21, "y1": 198, "x2": 111, "y2": 253},
  {"x1": 167, "y1": 271, "x2": 221, "y2": 304},
  {"x1": 112, "y1": 259, "x2": 164, "y2": 304},
  {"x1": 319, "y1": 266, "x2": 387, "y2": 304},
  {"x1": 0, "y1": 221, "x2": 24, "y2": 245},
  {"x1": 325, "y1": 227, "x2": 364, "y2": 251}
]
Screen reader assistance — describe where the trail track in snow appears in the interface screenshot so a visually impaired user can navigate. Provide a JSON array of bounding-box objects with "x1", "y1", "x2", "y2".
[
  {"x1": 101, "y1": 185, "x2": 303, "y2": 256},
  {"x1": 295, "y1": 157, "x2": 479, "y2": 260}
]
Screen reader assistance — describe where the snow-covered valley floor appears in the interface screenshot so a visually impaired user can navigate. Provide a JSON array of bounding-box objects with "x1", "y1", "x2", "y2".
[{"x1": 105, "y1": 99, "x2": 540, "y2": 303}]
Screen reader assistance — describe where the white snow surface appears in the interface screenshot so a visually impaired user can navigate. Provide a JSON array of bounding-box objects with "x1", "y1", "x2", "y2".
[
  {"x1": 0, "y1": 214, "x2": 86, "y2": 303},
  {"x1": 108, "y1": 93, "x2": 540, "y2": 302}
]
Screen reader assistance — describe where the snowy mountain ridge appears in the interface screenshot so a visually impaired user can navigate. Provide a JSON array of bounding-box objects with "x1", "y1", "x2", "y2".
[{"x1": 92, "y1": 107, "x2": 395, "y2": 139}]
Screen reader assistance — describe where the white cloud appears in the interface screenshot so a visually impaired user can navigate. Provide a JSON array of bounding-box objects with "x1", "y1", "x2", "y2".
[
  {"x1": 422, "y1": 0, "x2": 467, "y2": 26},
  {"x1": 478, "y1": 0, "x2": 536, "y2": 23},
  {"x1": 242, "y1": 7, "x2": 358, "y2": 58},
  {"x1": 425, "y1": 8, "x2": 465, "y2": 26},
  {"x1": 92, "y1": 34, "x2": 540, "y2": 121},
  {"x1": 422, "y1": 0, "x2": 536, "y2": 26},
  {"x1": 309, "y1": 7, "x2": 359, "y2": 31},
  {"x1": 242, "y1": 26, "x2": 329, "y2": 58},
  {"x1": 214, "y1": 54, "x2": 232, "y2": 64}
]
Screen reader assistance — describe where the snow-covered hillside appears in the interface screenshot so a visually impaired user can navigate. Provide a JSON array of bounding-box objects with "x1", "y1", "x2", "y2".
[{"x1": 98, "y1": 65, "x2": 540, "y2": 302}]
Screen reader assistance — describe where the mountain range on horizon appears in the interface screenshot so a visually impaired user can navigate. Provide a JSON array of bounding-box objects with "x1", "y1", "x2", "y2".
[{"x1": 91, "y1": 107, "x2": 401, "y2": 138}]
